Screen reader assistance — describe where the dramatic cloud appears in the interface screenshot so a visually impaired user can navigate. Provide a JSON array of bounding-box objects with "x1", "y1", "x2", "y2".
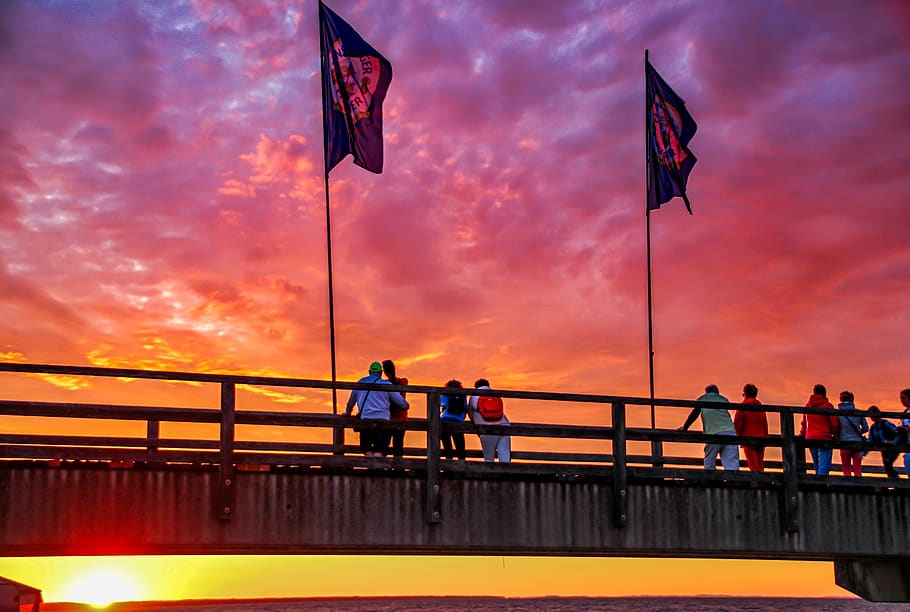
[
  {"x1": 2, "y1": 0, "x2": 910, "y2": 602},
  {"x1": 1, "y1": 0, "x2": 908, "y2": 410}
]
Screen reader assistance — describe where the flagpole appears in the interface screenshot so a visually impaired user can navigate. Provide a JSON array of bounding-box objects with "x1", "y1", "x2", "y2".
[
  {"x1": 319, "y1": 0, "x2": 392, "y2": 429},
  {"x1": 323, "y1": 173, "x2": 339, "y2": 416},
  {"x1": 319, "y1": 1, "x2": 339, "y2": 418},
  {"x1": 645, "y1": 49, "x2": 656, "y2": 431}
]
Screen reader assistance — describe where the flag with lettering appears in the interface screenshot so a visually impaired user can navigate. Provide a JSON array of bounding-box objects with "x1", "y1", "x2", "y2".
[
  {"x1": 320, "y1": 1, "x2": 393, "y2": 174},
  {"x1": 646, "y1": 60, "x2": 697, "y2": 214}
]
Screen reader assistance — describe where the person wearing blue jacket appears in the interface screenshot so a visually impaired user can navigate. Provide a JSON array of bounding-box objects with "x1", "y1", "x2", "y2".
[
  {"x1": 440, "y1": 379, "x2": 467, "y2": 461},
  {"x1": 343, "y1": 361, "x2": 409, "y2": 457},
  {"x1": 868, "y1": 405, "x2": 900, "y2": 478}
]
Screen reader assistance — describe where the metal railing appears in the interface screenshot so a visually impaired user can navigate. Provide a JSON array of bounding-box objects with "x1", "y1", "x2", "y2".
[{"x1": 1, "y1": 363, "x2": 908, "y2": 530}]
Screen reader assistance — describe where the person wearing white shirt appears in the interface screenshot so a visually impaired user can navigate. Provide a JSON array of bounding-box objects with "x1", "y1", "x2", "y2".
[{"x1": 468, "y1": 378, "x2": 510, "y2": 463}]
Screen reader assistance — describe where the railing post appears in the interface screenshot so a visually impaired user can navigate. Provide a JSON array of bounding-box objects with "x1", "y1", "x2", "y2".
[
  {"x1": 218, "y1": 382, "x2": 236, "y2": 521},
  {"x1": 332, "y1": 424, "x2": 345, "y2": 456},
  {"x1": 146, "y1": 419, "x2": 160, "y2": 466},
  {"x1": 612, "y1": 401, "x2": 627, "y2": 528},
  {"x1": 426, "y1": 391, "x2": 441, "y2": 524},
  {"x1": 332, "y1": 383, "x2": 345, "y2": 455},
  {"x1": 650, "y1": 440, "x2": 664, "y2": 468},
  {"x1": 780, "y1": 406, "x2": 800, "y2": 532}
]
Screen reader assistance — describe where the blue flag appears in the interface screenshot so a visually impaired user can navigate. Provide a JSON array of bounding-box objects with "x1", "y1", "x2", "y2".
[
  {"x1": 320, "y1": 2, "x2": 392, "y2": 174},
  {"x1": 646, "y1": 60, "x2": 697, "y2": 214}
]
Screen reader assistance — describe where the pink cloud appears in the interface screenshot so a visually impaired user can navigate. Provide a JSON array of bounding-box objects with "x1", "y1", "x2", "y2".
[{"x1": 0, "y1": 0, "x2": 908, "y2": 413}]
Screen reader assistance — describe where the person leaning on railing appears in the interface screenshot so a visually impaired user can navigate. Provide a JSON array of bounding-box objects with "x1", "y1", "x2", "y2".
[
  {"x1": 836, "y1": 390, "x2": 867, "y2": 477},
  {"x1": 678, "y1": 384, "x2": 740, "y2": 471},
  {"x1": 898, "y1": 388, "x2": 910, "y2": 477},
  {"x1": 868, "y1": 405, "x2": 901, "y2": 478},
  {"x1": 734, "y1": 383, "x2": 767, "y2": 472},
  {"x1": 343, "y1": 361, "x2": 409, "y2": 457},
  {"x1": 468, "y1": 378, "x2": 510, "y2": 463},
  {"x1": 382, "y1": 359, "x2": 409, "y2": 458},
  {"x1": 798, "y1": 384, "x2": 840, "y2": 476},
  {"x1": 439, "y1": 379, "x2": 467, "y2": 462}
]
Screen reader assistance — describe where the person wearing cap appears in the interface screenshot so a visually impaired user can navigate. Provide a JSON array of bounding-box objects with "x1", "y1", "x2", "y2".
[
  {"x1": 678, "y1": 384, "x2": 740, "y2": 471},
  {"x1": 343, "y1": 361, "x2": 409, "y2": 457}
]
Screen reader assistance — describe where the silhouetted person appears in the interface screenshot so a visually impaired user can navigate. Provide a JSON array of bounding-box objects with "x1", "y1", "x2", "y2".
[
  {"x1": 837, "y1": 390, "x2": 867, "y2": 477},
  {"x1": 382, "y1": 359, "x2": 409, "y2": 458},
  {"x1": 679, "y1": 384, "x2": 739, "y2": 471},
  {"x1": 468, "y1": 378, "x2": 510, "y2": 462},
  {"x1": 799, "y1": 384, "x2": 839, "y2": 476},
  {"x1": 868, "y1": 405, "x2": 900, "y2": 478},
  {"x1": 440, "y1": 379, "x2": 467, "y2": 461},
  {"x1": 900, "y1": 388, "x2": 910, "y2": 476},
  {"x1": 734, "y1": 383, "x2": 768, "y2": 472},
  {"x1": 343, "y1": 361, "x2": 408, "y2": 457}
]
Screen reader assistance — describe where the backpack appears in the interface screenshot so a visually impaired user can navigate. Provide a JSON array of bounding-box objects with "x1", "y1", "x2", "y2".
[
  {"x1": 446, "y1": 395, "x2": 466, "y2": 417},
  {"x1": 477, "y1": 395, "x2": 504, "y2": 420}
]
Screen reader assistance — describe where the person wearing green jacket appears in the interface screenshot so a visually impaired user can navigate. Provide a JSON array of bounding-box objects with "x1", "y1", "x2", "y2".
[{"x1": 679, "y1": 384, "x2": 740, "y2": 471}]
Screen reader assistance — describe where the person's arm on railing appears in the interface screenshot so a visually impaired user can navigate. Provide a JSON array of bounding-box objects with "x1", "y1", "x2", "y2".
[
  {"x1": 390, "y1": 391, "x2": 409, "y2": 412},
  {"x1": 342, "y1": 390, "x2": 357, "y2": 417},
  {"x1": 678, "y1": 406, "x2": 700, "y2": 431}
]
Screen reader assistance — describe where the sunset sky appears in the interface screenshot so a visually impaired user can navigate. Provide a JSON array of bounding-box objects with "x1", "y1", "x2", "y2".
[{"x1": 1, "y1": 0, "x2": 909, "y2": 604}]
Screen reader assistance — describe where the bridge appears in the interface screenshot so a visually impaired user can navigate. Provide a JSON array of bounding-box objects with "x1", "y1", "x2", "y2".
[{"x1": 0, "y1": 363, "x2": 908, "y2": 602}]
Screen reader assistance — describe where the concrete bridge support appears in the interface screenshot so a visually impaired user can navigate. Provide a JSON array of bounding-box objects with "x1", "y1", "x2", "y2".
[{"x1": 835, "y1": 560, "x2": 910, "y2": 602}]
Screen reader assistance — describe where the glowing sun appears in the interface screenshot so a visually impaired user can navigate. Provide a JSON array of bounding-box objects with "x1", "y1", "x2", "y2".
[{"x1": 62, "y1": 568, "x2": 141, "y2": 608}]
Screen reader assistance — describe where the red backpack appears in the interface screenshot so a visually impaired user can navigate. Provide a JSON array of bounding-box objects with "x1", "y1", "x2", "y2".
[{"x1": 477, "y1": 396, "x2": 504, "y2": 420}]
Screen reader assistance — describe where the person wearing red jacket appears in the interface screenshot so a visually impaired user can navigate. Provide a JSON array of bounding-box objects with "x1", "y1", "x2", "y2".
[
  {"x1": 382, "y1": 359, "x2": 409, "y2": 458},
  {"x1": 734, "y1": 383, "x2": 768, "y2": 471},
  {"x1": 799, "y1": 384, "x2": 840, "y2": 475}
]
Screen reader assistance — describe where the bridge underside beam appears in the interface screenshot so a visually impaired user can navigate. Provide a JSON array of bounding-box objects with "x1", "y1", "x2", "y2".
[
  {"x1": 3, "y1": 464, "x2": 909, "y2": 599},
  {"x1": 835, "y1": 559, "x2": 910, "y2": 602}
]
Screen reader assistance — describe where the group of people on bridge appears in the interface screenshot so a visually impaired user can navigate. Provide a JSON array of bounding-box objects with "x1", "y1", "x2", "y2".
[
  {"x1": 679, "y1": 383, "x2": 910, "y2": 477},
  {"x1": 342, "y1": 360, "x2": 910, "y2": 478},
  {"x1": 342, "y1": 360, "x2": 511, "y2": 463}
]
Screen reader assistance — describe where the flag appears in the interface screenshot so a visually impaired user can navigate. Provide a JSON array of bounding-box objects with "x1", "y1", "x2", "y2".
[
  {"x1": 646, "y1": 60, "x2": 697, "y2": 214},
  {"x1": 320, "y1": 1, "x2": 392, "y2": 175}
]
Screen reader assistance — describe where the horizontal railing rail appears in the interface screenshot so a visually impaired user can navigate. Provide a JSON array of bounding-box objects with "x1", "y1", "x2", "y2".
[{"x1": 1, "y1": 363, "x2": 908, "y2": 529}]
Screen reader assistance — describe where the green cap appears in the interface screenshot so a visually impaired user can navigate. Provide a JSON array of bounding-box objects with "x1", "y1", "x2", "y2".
[{"x1": 369, "y1": 361, "x2": 383, "y2": 373}]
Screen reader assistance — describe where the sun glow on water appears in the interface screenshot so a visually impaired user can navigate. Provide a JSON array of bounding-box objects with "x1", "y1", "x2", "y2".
[{"x1": 62, "y1": 567, "x2": 141, "y2": 608}]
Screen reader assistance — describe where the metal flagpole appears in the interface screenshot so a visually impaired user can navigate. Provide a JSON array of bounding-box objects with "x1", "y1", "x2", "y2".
[
  {"x1": 323, "y1": 173, "x2": 339, "y2": 416},
  {"x1": 645, "y1": 49, "x2": 663, "y2": 467},
  {"x1": 645, "y1": 49, "x2": 656, "y2": 430},
  {"x1": 319, "y1": 1, "x2": 346, "y2": 455},
  {"x1": 319, "y1": 2, "x2": 339, "y2": 418}
]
